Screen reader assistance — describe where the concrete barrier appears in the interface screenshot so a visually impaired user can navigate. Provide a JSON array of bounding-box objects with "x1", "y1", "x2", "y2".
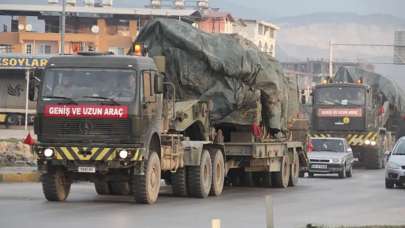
[{"x1": 0, "y1": 172, "x2": 39, "y2": 182}]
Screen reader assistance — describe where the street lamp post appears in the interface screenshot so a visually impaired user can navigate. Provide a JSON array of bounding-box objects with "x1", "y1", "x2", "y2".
[{"x1": 60, "y1": 0, "x2": 66, "y2": 54}]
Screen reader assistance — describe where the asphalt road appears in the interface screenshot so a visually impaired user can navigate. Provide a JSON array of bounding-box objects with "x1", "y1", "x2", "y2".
[{"x1": 0, "y1": 169, "x2": 404, "y2": 228}]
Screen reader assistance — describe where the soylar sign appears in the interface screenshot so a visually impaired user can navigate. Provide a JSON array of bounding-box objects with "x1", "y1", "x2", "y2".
[{"x1": 0, "y1": 55, "x2": 49, "y2": 69}]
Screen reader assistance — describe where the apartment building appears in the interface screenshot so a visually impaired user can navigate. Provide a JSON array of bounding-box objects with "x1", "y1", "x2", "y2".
[
  {"x1": 0, "y1": 2, "x2": 201, "y2": 55},
  {"x1": 233, "y1": 19, "x2": 279, "y2": 57}
]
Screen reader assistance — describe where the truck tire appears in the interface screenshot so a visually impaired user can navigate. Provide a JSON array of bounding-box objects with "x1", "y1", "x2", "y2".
[
  {"x1": 289, "y1": 152, "x2": 300, "y2": 187},
  {"x1": 272, "y1": 156, "x2": 290, "y2": 188},
  {"x1": 41, "y1": 169, "x2": 71, "y2": 202},
  {"x1": 94, "y1": 181, "x2": 111, "y2": 195},
  {"x1": 364, "y1": 147, "x2": 383, "y2": 169},
  {"x1": 210, "y1": 150, "x2": 225, "y2": 196},
  {"x1": 172, "y1": 168, "x2": 188, "y2": 197},
  {"x1": 110, "y1": 182, "x2": 131, "y2": 195},
  {"x1": 133, "y1": 151, "x2": 161, "y2": 204},
  {"x1": 187, "y1": 150, "x2": 212, "y2": 198}
]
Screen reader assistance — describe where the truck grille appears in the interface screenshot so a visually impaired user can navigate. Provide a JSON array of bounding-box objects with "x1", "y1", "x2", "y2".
[{"x1": 41, "y1": 118, "x2": 131, "y2": 136}]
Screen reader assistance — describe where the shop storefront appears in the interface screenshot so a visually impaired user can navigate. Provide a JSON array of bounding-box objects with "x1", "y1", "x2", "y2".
[{"x1": 0, "y1": 54, "x2": 49, "y2": 129}]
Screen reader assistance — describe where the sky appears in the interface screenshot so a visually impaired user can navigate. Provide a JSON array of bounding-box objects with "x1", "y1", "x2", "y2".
[{"x1": 2, "y1": 0, "x2": 405, "y2": 19}]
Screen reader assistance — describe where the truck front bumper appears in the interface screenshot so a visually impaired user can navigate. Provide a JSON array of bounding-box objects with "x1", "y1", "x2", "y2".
[{"x1": 34, "y1": 144, "x2": 145, "y2": 172}]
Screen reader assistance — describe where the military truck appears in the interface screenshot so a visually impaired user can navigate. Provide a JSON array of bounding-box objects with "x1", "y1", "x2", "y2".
[
  {"x1": 31, "y1": 17, "x2": 309, "y2": 204},
  {"x1": 31, "y1": 52, "x2": 307, "y2": 204},
  {"x1": 310, "y1": 67, "x2": 400, "y2": 169}
]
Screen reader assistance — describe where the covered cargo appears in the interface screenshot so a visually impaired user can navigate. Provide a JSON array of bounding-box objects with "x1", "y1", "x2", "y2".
[{"x1": 133, "y1": 18, "x2": 299, "y2": 134}]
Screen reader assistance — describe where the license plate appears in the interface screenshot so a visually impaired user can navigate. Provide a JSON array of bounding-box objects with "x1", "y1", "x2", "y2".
[
  {"x1": 311, "y1": 164, "x2": 328, "y2": 169},
  {"x1": 78, "y1": 166, "x2": 96, "y2": 173}
]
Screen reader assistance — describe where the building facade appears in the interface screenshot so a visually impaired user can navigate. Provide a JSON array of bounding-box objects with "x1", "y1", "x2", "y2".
[
  {"x1": 233, "y1": 19, "x2": 279, "y2": 57},
  {"x1": 0, "y1": 3, "x2": 201, "y2": 55},
  {"x1": 198, "y1": 9, "x2": 234, "y2": 34}
]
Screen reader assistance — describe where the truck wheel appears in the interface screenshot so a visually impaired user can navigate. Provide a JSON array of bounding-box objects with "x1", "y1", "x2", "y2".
[
  {"x1": 385, "y1": 179, "x2": 395, "y2": 189},
  {"x1": 41, "y1": 169, "x2": 71, "y2": 202},
  {"x1": 110, "y1": 182, "x2": 131, "y2": 195},
  {"x1": 289, "y1": 152, "x2": 300, "y2": 186},
  {"x1": 364, "y1": 147, "x2": 383, "y2": 169},
  {"x1": 133, "y1": 152, "x2": 161, "y2": 204},
  {"x1": 187, "y1": 150, "x2": 212, "y2": 198},
  {"x1": 172, "y1": 168, "x2": 188, "y2": 197},
  {"x1": 210, "y1": 150, "x2": 225, "y2": 196},
  {"x1": 272, "y1": 156, "x2": 290, "y2": 188},
  {"x1": 94, "y1": 181, "x2": 111, "y2": 195},
  {"x1": 338, "y1": 165, "x2": 346, "y2": 178}
]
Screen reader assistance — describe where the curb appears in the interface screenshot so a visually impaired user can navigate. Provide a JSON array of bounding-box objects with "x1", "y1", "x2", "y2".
[{"x1": 0, "y1": 172, "x2": 40, "y2": 183}]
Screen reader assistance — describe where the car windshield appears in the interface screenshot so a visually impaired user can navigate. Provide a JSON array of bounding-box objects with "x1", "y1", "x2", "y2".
[
  {"x1": 311, "y1": 139, "x2": 345, "y2": 152},
  {"x1": 392, "y1": 140, "x2": 405, "y2": 155},
  {"x1": 41, "y1": 68, "x2": 136, "y2": 102},
  {"x1": 315, "y1": 86, "x2": 365, "y2": 106}
]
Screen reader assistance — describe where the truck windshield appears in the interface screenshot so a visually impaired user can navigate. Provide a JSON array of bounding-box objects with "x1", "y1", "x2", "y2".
[
  {"x1": 41, "y1": 68, "x2": 136, "y2": 102},
  {"x1": 311, "y1": 139, "x2": 345, "y2": 152},
  {"x1": 315, "y1": 87, "x2": 365, "y2": 106}
]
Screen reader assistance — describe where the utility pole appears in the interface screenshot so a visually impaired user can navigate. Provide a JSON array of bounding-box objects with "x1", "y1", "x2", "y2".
[
  {"x1": 329, "y1": 40, "x2": 333, "y2": 78},
  {"x1": 60, "y1": 0, "x2": 66, "y2": 54}
]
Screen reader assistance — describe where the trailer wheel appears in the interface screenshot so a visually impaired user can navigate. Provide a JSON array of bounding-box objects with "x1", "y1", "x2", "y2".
[
  {"x1": 187, "y1": 150, "x2": 212, "y2": 198},
  {"x1": 172, "y1": 168, "x2": 188, "y2": 197},
  {"x1": 210, "y1": 150, "x2": 225, "y2": 196},
  {"x1": 133, "y1": 151, "x2": 161, "y2": 204},
  {"x1": 289, "y1": 152, "x2": 300, "y2": 187},
  {"x1": 94, "y1": 181, "x2": 111, "y2": 195},
  {"x1": 272, "y1": 156, "x2": 290, "y2": 188},
  {"x1": 110, "y1": 182, "x2": 131, "y2": 195},
  {"x1": 41, "y1": 169, "x2": 71, "y2": 201}
]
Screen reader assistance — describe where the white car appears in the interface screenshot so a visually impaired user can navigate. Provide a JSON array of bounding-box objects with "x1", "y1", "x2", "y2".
[
  {"x1": 385, "y1": 137, "x2": 405, "y2": 188},
  {"x1": 308, "y1": 137, "x2": 354, "y2": 178}
]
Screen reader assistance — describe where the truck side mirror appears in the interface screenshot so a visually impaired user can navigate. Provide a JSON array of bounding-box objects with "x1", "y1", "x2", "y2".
[
  {"x1": 28, "y1": 72, "x2": 40, "y2": 101},
  {"x1": 154, "y1": 74, "x2": 164, "y2": 94}
]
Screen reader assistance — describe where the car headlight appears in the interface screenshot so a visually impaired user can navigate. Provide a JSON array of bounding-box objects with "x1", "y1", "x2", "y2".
[
  {"x1": 332, "y1": 158, "x2": 341, "y2": 163},
  {"x1": 370, "y1": 141, "x2": 377, "y2": 146},
  {"x1": 364, "y1": 140, "x2": 371, "y2": 145},
  {"x1": 118, "y1": 149, "x2": 129, "y2": 159},
  {"x1": 387, "y1": 161, "x2": 400, "y2": 169},
  {"x1": 43, "y1": 148, "x2": 54, "y2": 158}
]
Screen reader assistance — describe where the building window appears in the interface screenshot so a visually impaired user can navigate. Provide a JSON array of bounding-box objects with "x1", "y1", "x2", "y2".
[
  {"x1": 25, "y1": 43, "x2": 33, "y2": 55},
  {"x1": 0, "y1": 44, "x2": 12, "y2": 53},
  {"x1": 258, "y1": 24, "x2": 264, "y2": 35},
  {"x1": 40, "y1": 44, "x2": 52, "y2": 54},
  {"x1": 270, "y1": 29, "x2": 275, "y2": 38},
  {"x1": 109, "y1": 47, "x2": 125, "y2": 55}
]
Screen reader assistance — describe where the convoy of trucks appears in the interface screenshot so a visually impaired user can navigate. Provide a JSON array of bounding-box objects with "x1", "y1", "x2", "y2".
[{"x1": 30, "y1": 19, "x2": 309, "y2": 204}]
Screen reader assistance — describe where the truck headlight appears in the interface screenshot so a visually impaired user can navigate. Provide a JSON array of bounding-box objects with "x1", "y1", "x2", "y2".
[
  {"x1": 44, "y1": 148, "x2": 54, "y2": 158},
  {"x1": 387, "y1": 161, "x2": 400, "y2": 170},
  {"x1": 365, "y1": 140, "x2": 371, "y2": 145},
  {"x1": 118, "y1": 150, "x2": 129, "y2": 159},
  {"x1": 370, "y1": 141, "x2": 377, "y2": 146}
]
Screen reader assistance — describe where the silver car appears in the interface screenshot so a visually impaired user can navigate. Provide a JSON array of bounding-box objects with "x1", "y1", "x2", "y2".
[
  {"x1": 308, "y1": 137, "x2": 354, "y2": 178},
  {"x1": 385, "y1": 137, "x2": 405, "y2": 188}
]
